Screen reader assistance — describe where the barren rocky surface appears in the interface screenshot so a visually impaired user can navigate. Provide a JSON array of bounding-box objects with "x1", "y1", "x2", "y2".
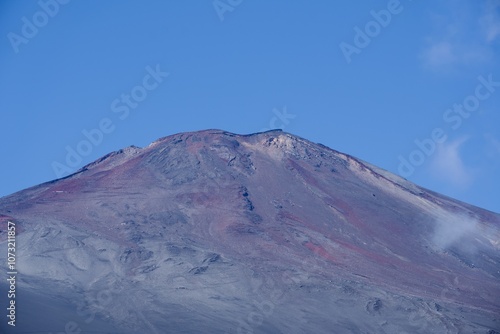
[{"x1": 0, "y1": 129, "x2": 499, "y2": 333}]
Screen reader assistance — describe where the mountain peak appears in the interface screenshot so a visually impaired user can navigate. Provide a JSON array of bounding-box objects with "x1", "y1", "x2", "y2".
[{"x1": 0, "y1": 129, "x2": 499, "y2": 333}]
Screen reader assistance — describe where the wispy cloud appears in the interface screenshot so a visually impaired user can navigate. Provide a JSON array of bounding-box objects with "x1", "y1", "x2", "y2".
[
  {"x1": 480, "y1": 0, "x2": 500, "y2": 42},
  {"x1": 484, "y1": 133, "x2": 500, "y2": 158},
  {"x1": 431, "y1": 210, "x2": 479, "y2": 251},
  {"x1": 420, "y1": 1, "x2": 499, "y2": 70},
  {"x1": 429, "y1": 137, "x2": 472, "y2": 188},
  {"x1": 421, "y1": 41, "x2": 455, "y2": 68}
]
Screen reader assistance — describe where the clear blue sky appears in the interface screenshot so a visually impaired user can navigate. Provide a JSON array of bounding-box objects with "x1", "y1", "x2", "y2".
[{"x1": 1, "y1": 0, "x2": 499, "y2": 213}]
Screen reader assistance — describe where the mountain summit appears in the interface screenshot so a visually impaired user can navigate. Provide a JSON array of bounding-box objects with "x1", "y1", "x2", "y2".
[{"x1": 1, "y1": 129, "x2": 499, "y2": 333}]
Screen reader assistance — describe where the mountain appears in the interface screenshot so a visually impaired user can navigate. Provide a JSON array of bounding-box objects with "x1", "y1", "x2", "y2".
[{"x1": 0, "y1": 129, "x2": 499, "y2": 333}]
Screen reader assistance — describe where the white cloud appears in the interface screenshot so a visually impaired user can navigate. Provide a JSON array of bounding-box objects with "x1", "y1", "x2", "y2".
[
  {"x1": 420, "y1": 1, "x2": 499, "y2": 70},
  {"x1": 432, "y1": 210, "x2": 479, "y2": 250},
  {"x1": 429, "y1": 137, "x2": 472, "y2": 188}
]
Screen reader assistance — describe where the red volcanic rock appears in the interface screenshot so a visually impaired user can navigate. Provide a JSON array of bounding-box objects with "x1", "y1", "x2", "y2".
[{"x1": 0, "y1": 129, "x2": 499, "y2": 333}]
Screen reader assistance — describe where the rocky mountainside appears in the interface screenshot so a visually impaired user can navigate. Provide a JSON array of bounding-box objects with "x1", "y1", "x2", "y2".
[{"x1": 0, "y1": 129, "x2": 499, "y2": 333}]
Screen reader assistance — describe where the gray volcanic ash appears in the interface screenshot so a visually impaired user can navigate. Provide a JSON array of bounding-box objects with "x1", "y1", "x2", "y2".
[{"x1": 0, "y1": 129, "x2": 499, "y2": 333}]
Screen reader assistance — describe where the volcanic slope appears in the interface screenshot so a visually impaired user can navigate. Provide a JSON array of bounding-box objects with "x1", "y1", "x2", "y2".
[{"x1": 0, "y1": 129, "x2": 499, "y2": 333}]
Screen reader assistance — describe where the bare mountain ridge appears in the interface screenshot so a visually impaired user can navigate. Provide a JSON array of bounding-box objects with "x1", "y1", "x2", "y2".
[{"x1": 0, "y1": 129, "x2": 499, "y2": 333}]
